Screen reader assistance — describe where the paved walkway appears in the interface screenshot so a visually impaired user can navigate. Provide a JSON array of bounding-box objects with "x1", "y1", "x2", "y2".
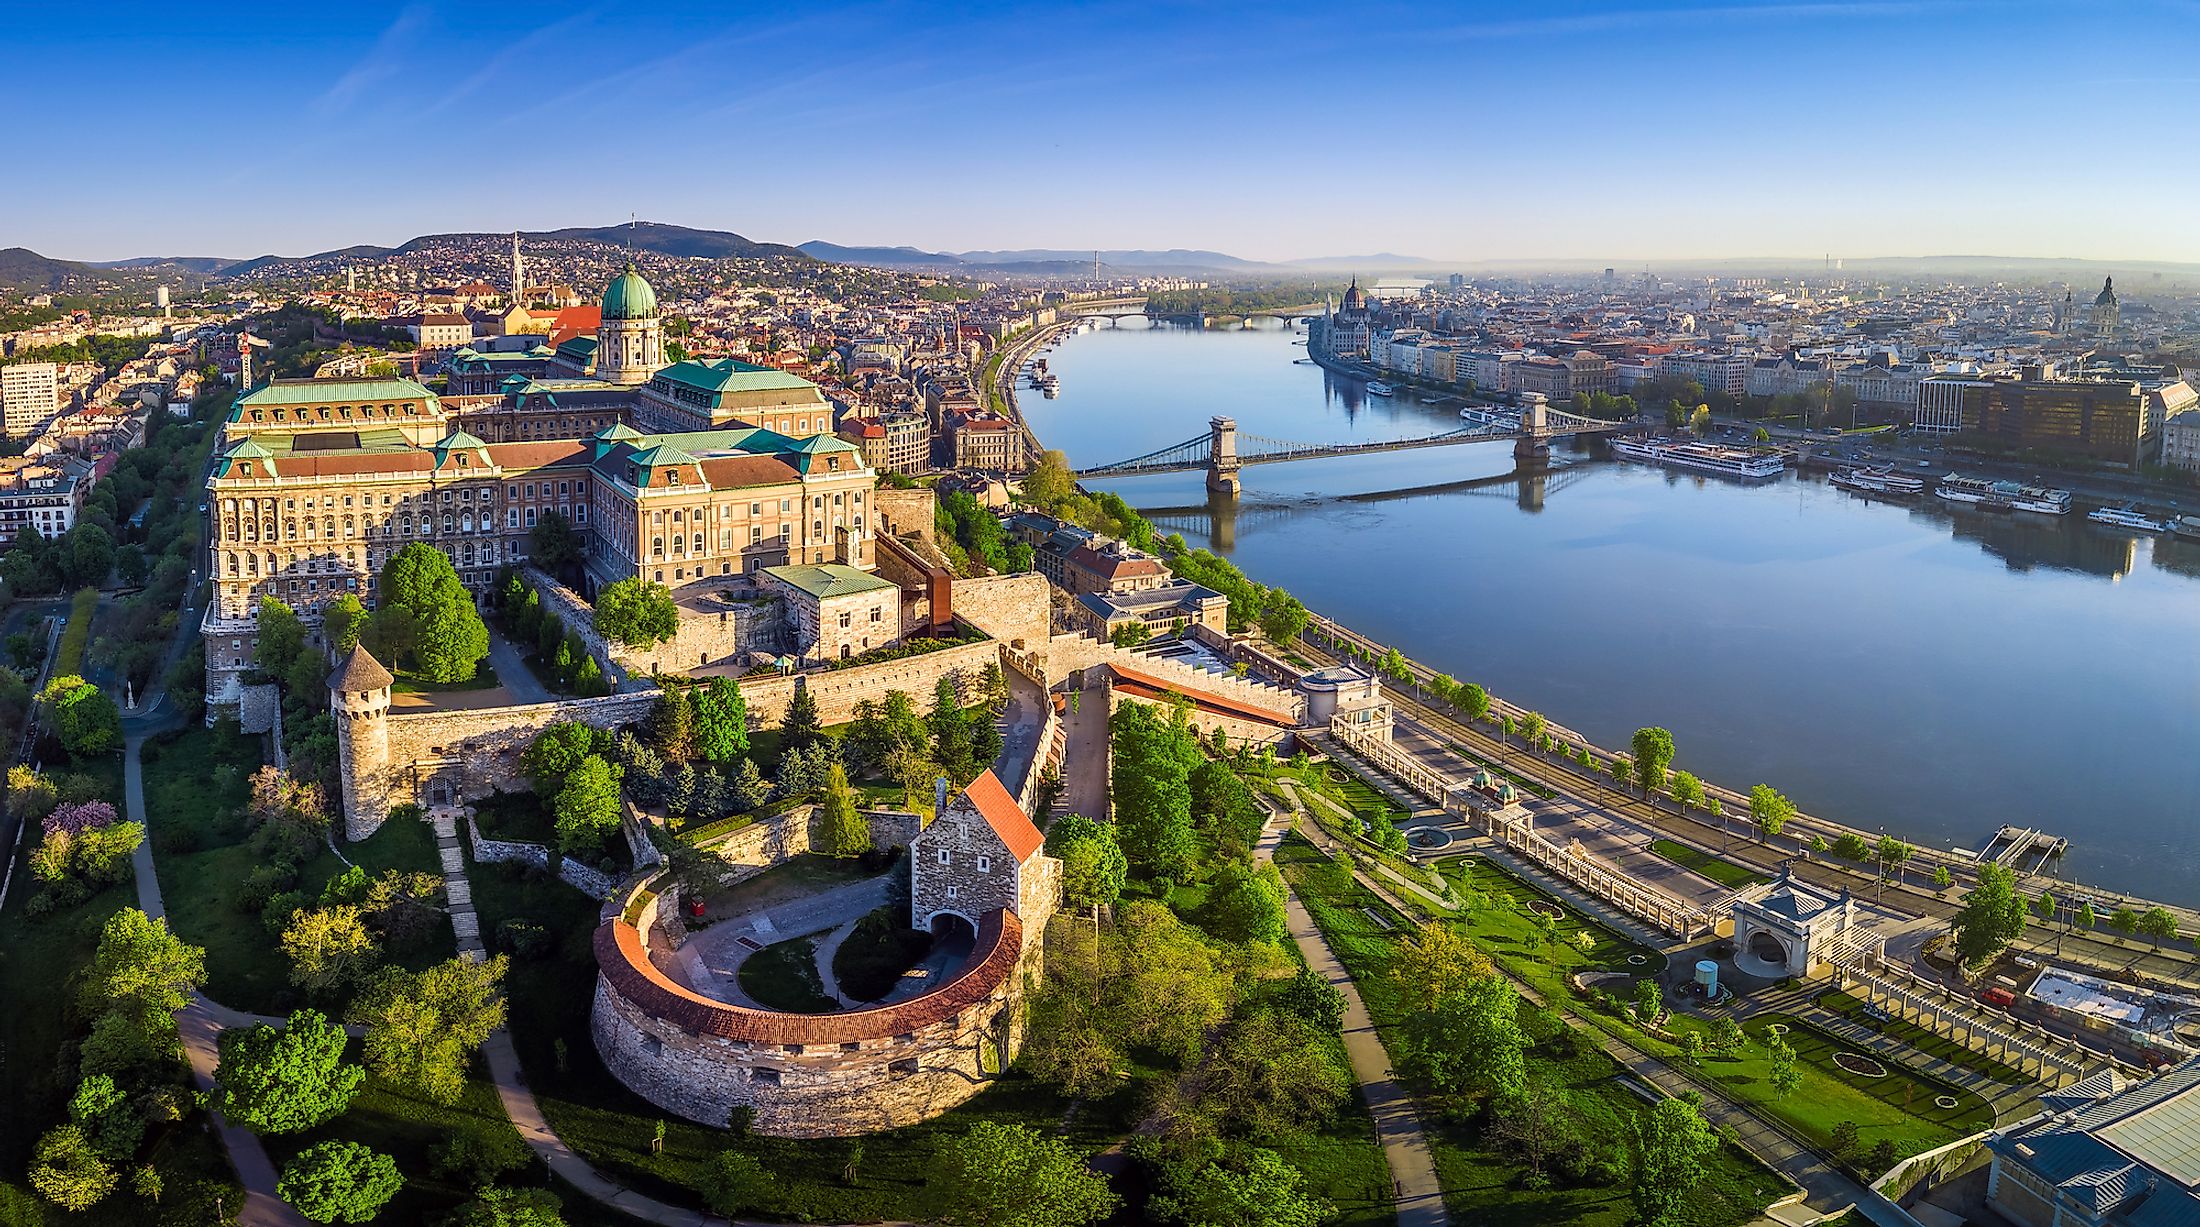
[
  {"x1": 1255, "y1": 807, "x2": 1448, "y2": 1227},
  {"x1": 676, "y1": 875, "x2": 895, "y2": 1007},
  {"x1": 1055, "y1": 676, "x2": 1110, "y2": 822}
]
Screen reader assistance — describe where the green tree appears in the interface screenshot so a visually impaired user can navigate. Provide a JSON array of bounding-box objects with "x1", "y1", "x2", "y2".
[
  {"x1": 701, "y1": 1151, "x2": 779, "y2": 1218},
  {"x1": 353, "y1": 956, "x2": 508, "y2": 1105},
  {"x1": 41, "y1": 675, "x2": 121, "y2": 758},
  {"x1": 1748, "y1": 784, "x2": 1795, "y2": 843},
  {"x1": 1954, "y1": 862, "x2": 2028, "y2": 965},
  {"x1": 1753, "y1": 425, "x2": 1772, "y2": 444},
  {"x1": 278, "y1": 1140, "x2": 402, "y2": 1224},
  {"x1": 934, "y1": 1120, "x2": 1117, "y2": 1227},
  {"x1": 521, "y1": 721, "x2": 599, "y2": 793},
  {"x1": 1633, "y1": 1096, "x2": 1718, "y2": 1227},
  {"x1": 1276, "y1": 963, "x2": 1348, "y2": 1033},
  {"x1": 1457, "y1": 682, "x2": 1491, "y2": 721},
  {"x1": 1679, "y1": 1029, "x2": 1706, "y2": 1065},
  {"x1": 2032, "y1": 890, "x2": 2058, "y2": 926},
  {"x1": 65, "y1": 1075, "x2": 142, "y2": 1162},
  {"x1": 1109, "y1": 620, "x2": 1152, "y2": 648},
  {"x1": 2109, "y1": 907, "x2": 2140, "y2": 941},
  {"x1": 281, "y1": 906, "x2": 378, "y2": 995},
  {"x1": 1045, "y1": 814, "x2": 1126, "y2": 917},
  {"x1": 553, "y1": 756, "x2": 623, "y2": 852},
  {"x1": 2139, "y1": 906, "x2": 2180, "y2": 948},
  {"x1": 1669, "y1": 770, "x2": 1705, "y2": 814},
  {"x1": 323, "y1": 593, "x2": 369, "y2": 656},
  {"x1": 1710, "y1": 1015, "x2": 1745, "y2": 1052},
  {"x1": 641, "y1": 686, "x2": 696, "y2": 760},
  {"x1": 446, "y1": 1188, "x2": 567, "y2": 1227},
  {"x1": 1833, "y1": 832, "x2": 1871, "y2": 862},
  {"x1": 2077, "y1": 901, "x2": 2098, "y2": 932},
  {"x1": 1108, "y1": 702, "x2": 1198, "y2": 882},
  {"x1": 1150, "y1": 1146, "x2": 1331, "y2": 1227},
  {"x1": 1521, "y1": 710, "x2": 1547, "y2": 747},
  {"x1": 690, "y1": 676, "x2": 749, "y2": 762},
  {"x1": 1405, "y1": 972, "x2": 1527, "y2": 1104},
  {"x1": 257, "y1": 596, "x2": 306, "y2": 681},
  {"x1": 1874, "y1": 835, "x2": 1914, "y2": 889},
  {"x1": 1207, "y1": 862, "x2": 1288, "y2": 945},
  {"x1": 1767, "y1": 1034, "x2": 1801, "y2": 1096},
  {"x1": 931, "y1": 674, "x2": 975, "y2": 783},
  {"x1": 374, "y1": 543, "x2": 489, "y2": 683},
  {"x1": 28, "y1": 1124, "x2": 116, "y2": 1211},
  {"x1": 1021, "y1": 448, "x2": 1076, "y2": 509},
  {"x1": 780, "y1": 681, "x2": 822, "y2": 756},
  {"x1": 1256, "y1": 590, "x2": 1310, "y2": 645},
  {"x1": 528, "y1": 510, "x2": 585, "y2": 577},
  {"x1": 1933, "y1": 865, "x2": 1953, "y2": 892},
  {"x1": 82, "y1": 908, "x2": 204, "y2": 1027},
  {"x1": 816, "y1": 763, "x2": 872, "y2": 858},
  {"x1": 1392, "y1": 921, "x2": 1495, "y2": 1015},
  {"x1": 214, "y1": 1009, "x2": 364, "y2": 1134},
  {"x1": 1631, "y1": 727, "x2": 1675, "y2": 796},
  {"x1": 593, "y1": 578, "x2": 678, "y2": 648}
]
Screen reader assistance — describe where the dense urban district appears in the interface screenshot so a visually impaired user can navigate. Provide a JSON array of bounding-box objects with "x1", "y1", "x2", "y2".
[{"x1": 2, "y1": 230, "x2": 2200, "y2": 1227}]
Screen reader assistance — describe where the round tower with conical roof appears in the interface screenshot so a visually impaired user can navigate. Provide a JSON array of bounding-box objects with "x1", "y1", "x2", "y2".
[
  {"x1": 595, "y1": 262, "x2": 664, "y2": 385},
  {"x1": 328, "y1": 644, "x2": 394, "y2": 839}
]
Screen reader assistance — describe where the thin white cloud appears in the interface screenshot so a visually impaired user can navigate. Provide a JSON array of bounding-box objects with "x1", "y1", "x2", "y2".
[
  {"x1": 314, "y1": 5, "x2": 432, "y2": 114},
  {"x1": 1430, "y1": 1, "x2": 1964, "y2": 40}
]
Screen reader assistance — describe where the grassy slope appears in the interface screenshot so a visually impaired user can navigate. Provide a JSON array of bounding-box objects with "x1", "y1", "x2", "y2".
[
  {"x1": 1278, "y1": 836, "x2": 1791, "y2": 1227},
  {"x1": 141, "y1": 723, "x2": 450, "y2": 1015}
]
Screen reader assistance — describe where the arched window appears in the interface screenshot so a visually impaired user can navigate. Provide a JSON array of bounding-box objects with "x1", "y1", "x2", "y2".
[
  {"x1": 652, "y1": 537, "x2": 663, "y2": 557},
  {"x1": 691, "y1": 534, "x2": 703, "y2": 554}
]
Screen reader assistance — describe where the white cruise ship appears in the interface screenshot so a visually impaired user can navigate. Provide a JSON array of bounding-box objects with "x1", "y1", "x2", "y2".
[
  {"x1": 1366, "y1": 381, "x2": 1396, "y2": 397},
  {"x1": 1607, "y1": 437, "x2": 1786, "y2": 481},
  {"x1": 1830, "y1": 467, "x2": 1927, "y2": 497},
  {"x1": 1935, "y1": 474, "x2": 2072, "y2": 515},
  {"x1": 2087, "y1": 506, "x2": 2167, "y2": 533}
]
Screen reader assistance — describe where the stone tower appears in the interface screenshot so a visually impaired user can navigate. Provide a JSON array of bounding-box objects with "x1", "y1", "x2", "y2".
[{"x1": 328, "y1": 644, "x2": 394, "y2": 840}]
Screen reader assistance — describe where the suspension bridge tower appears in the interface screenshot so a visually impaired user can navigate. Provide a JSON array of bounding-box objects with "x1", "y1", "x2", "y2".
[
  {"x1": 1514, "y1": 392, "x2": 1552, "y2": 468},
  {"x1": 1206, "y1": 415, "x2": 1241, "y2": 496}
]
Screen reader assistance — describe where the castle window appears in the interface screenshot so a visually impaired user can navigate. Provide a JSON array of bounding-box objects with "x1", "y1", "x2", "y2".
[
  {"x1": 751, "y1": 1068, "x2": 781, "y2": 1085},
  {"x1": 937, "y1": 849, "x2": 951, "y2": 865},
  {"x1": 840, "y1": 1041, "x2": 860, "y2": 1052},
  {"x1": 977, "y1": 856, "x2": 991, "y2": 873},
  {"x1": 640, "y1": 1033, "x2": 662, "y2": 1058},
  {"x1": 888, "y1": 1058, "x2": 918, "y2": 1079},
  {"x1": 783, "y1": 1044, "x2": 803, "y2": 1055},
  {"x1": 945, "y1": 885, "x2": 959, "y2": 900},
  {"x1": 895, "y1": 1033, "x2": 915, "y2": 1045}
]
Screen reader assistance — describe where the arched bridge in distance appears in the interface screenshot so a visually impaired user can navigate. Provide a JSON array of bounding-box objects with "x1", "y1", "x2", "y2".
[{"x1": 1075, "y1": 401, "x2": 1630, "y2": 497}]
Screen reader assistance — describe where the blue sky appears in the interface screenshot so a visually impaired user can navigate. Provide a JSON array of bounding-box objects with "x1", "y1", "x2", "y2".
[{"x1": 10, "y1": 1, "x2": 2199, "y2": 264}]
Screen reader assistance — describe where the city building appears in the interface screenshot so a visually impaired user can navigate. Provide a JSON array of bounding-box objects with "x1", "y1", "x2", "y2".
[
  {"x1": 760, "y1": 562, "x2": 901, "y2": 663},
  {"x1": 1916, "y1": 372, "x2": 1993, "y2": 434},
  {"x1": 1945, "y1": 374, "x2": 2164, "y2": 467},
  {"x1": 1659, "y1": 352, "x2": 1748, "y2": 398},
  {"x1": 2090, "y1": 278, "x2": 2122, "y2": 339},
  {"x1": 2162, "y1": 410, "x2": 2200, "y2": 474},
  {"x1": 947, "y1": 411, "x2": 1025, "y2": 472},
  {"x1": 1062, "y1": 537, "x2": 1170, "y2": 597},
  {"x1": 1071, "y1": 579, "x2": 1227, "y2": 641},
  {"x1": 838, "y1": 411, "x2": 930, "y2": 475},
  {"x1": 0, "y1": 456, "x2": 84, "y2": 540},
  {"x1": 1, "y1": 362, "x2": 63, "y2": 437},
  {"x1": 407, "y1": 313, "x2": 475, "y2": 351},
  {"x1": 1985, "y1": 1059, "x2": 2200, "y2": 1227}
]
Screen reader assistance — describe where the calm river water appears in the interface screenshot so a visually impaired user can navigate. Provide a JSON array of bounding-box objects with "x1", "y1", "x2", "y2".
[{"x1": 1019, "y1": 320, "x2": 2200, "y2": 904}]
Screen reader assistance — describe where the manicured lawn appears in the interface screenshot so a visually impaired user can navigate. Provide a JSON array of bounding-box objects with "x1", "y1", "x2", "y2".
[
  {"x1": 1816, "y1": 990, "x2": 2029, "y2": 1085},
  {"x1": 1278, "y1": 835, "x2": 1786, "y2": 1227},
  {"x1": 831, "y1": 906, "x2": 931, "y2": 1002},
  {"x1": 143, "y1": 723, "x2": 450, "y2": 1015},
  {"x1": 739, "y1": 936, "x2": 838, "y2": 1013},
  {"x1": 1650, "y1": 838, "x2": 1771, "y2": 890},
  {"x1": 1731, "y1": 1015, "x2": 1993, "y2": 1158}
]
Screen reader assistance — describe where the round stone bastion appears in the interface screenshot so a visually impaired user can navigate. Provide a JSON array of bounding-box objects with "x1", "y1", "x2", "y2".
[{"x1": 591, "y1": 876, "x2": 1029, "y2": 1137}]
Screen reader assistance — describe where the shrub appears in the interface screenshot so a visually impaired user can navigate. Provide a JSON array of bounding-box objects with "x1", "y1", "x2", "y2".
[{"x1": 428, "y1": 1128, "x2": 530, "y2": 1186}]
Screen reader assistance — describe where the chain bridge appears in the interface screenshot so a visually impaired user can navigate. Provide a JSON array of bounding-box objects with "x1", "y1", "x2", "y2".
[{"x1": 1075, "y1": 399, "x2": 1628, "y2": 495}]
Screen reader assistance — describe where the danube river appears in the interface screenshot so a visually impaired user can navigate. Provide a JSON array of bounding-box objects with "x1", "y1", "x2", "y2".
[{"x1": 1020, "y1": 320, "x2": 2200, "y2": 905}]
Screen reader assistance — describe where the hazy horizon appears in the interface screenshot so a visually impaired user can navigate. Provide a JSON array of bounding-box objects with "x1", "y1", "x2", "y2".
[{"x1": 10, "y1": 1, "x2": 2199, "y2": 265}]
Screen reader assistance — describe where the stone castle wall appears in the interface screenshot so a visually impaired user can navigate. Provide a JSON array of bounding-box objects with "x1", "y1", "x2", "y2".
[
  {"x1": 346, "y1": 640, "x2": 1004, "y2": 837},
  {"x1": 870, "y1": 486, "x2": 937, "y2": 544},
  {"x1": 524, "y1": 567, "x2": 784, "y2": 681},
  {"x1": 591, "y1": 884, "x2": 1029, "y2": 1136},
  {"x1": 951, "y1": 573, "x2": 1051, "y2": 652},
  {"x1": 688, "y1": 803, "x2": 923, "y2": 890}
]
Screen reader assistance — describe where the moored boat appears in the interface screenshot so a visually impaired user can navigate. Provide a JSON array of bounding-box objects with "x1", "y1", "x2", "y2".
[
  {"x1": 1831, "y1": 467, "x2": 1927, "y2": 497},
  {"x1": 1607, "y1": 437, "x2": 1786, "y2": 480},
  {"x1": 1367, "y1": 381, "x2": 1396, "y2": 396},
  {"x1": 2088, "y1": 506, "x2": 2168, "y2": 533},
  {"x1": 1936, "y1": 474, "x2": 2071, "y2": 515}
]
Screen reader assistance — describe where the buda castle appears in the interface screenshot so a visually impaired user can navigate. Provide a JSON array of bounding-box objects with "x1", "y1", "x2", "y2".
[{"x1": 202, "y1": 264, "x2": 879, "y2": 710}]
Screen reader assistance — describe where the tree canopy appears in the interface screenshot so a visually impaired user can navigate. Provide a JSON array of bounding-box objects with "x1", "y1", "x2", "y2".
[
  {"x1": 371, "y1": 543, "x2": 489, "y2": 683},
  {"x1": 214, "y1": 1009, "x2": 364, "y2": 1134},
  {"x1": 1954, "y1": 862, "x2": 2028, "y2": 965},
  {"x1": 278, "y1": 1140, "x2": 402, "y2": 1224},
  {"x1": 594, "y1": 577, "x2": 679, "y2": 648},
  {"x1": 934, "y1": 1121, "x2": 1118, "y2": 1227},
  {"x1": 40, "y1": 675, "x2": 120, "y2": 758}
]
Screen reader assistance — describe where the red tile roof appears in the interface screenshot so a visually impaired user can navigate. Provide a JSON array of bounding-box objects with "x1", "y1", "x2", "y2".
[
  {"x1": 596, "y1": 908, "x2": 1020, "y2": 1044},
  {"x1": 958, "y1": 769, "x2": 1045, "y2": 864},
  {"x1": 548, "y1": 306, "x2": 601, "y2": 346},
  {"x1": 483, "y1": 441, "x2": 590, "y2": 470}
]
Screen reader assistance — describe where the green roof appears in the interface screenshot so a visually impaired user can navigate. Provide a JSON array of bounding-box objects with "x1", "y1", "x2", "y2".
[
  {"x1": 233, "y1": 377, "x2": 437, "y2": 413},
  {"x1": 627, "y1": 442, "x2": 698, "y2": 466},
  {"x1": 601, "y1": 263, "x2": 657, "y2": 321},
  {"x1": 763, "y1": 564, "x2": 899, "y2": 601},
  {"x1": 652, "y1": 358, "x2": 818, "y2": 396}
]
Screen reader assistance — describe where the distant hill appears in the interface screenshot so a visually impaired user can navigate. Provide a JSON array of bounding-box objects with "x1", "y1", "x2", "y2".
[
  {"x1": 798, "y1": 241, "x2": 965, "y2": 268},
  {"x1": 0, "y1": 246, "x2": 92, "y2": 290},
  {"x1": 215, "y1": 222, "x2": 807, "y2": 280}
]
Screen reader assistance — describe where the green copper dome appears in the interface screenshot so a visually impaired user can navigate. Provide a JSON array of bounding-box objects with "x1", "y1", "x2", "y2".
[{"x1": 601, "y1": 262, "x2": 658, "y2": 321}]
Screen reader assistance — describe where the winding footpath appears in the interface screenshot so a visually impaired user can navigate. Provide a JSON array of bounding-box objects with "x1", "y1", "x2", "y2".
[{"x1": 1255, "y1": 804, "x2": 1449, "y2": 1227}]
